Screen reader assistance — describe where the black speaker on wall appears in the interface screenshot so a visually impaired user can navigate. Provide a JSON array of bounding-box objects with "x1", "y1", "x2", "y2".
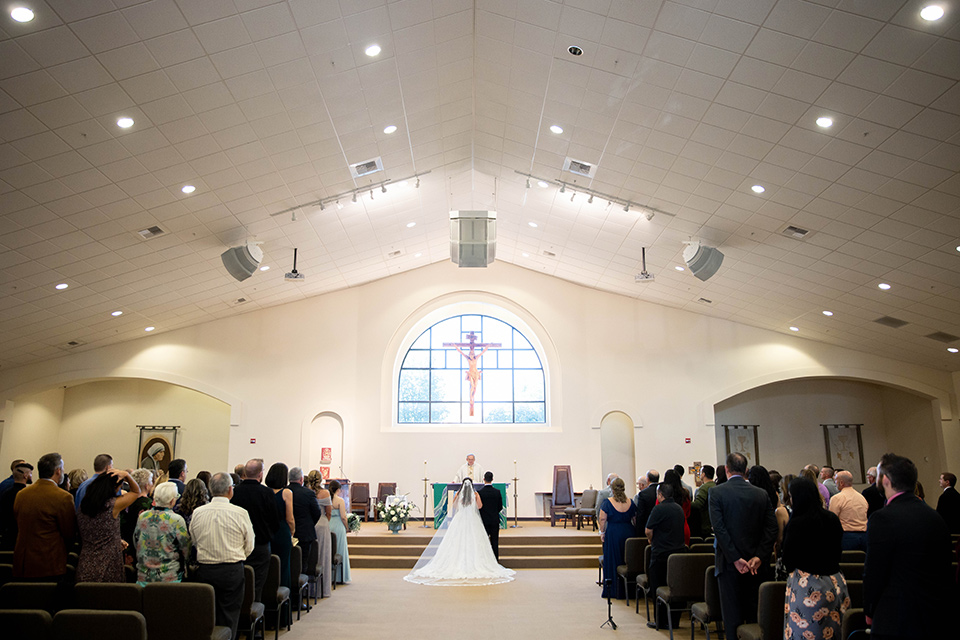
[{"x1": 221, "y1": 243, "x2": 263, "y2": 281}]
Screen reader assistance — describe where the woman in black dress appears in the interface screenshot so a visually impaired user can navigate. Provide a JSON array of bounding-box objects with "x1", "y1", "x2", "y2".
[{"x1": 598, "y1": 477, "x2": 637, "y2": 598}]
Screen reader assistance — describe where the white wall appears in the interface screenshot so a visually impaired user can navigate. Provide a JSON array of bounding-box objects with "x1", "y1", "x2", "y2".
[
  {"x1": 0, "y1": 261, "x2": 955, "y2": 516},
  {"x1": 2, "y1": 387, "x2": 64, "y2": 468}
]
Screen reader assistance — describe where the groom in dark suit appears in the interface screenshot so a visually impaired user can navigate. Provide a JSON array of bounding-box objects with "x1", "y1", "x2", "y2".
[{"x1": 477, "y1": 472, "x2": 503, "y2": 559}]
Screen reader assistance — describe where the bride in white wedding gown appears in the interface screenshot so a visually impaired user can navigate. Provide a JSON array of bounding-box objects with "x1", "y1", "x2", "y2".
[{"x1": 404, "y1": 478, "x2": 516, "y2": 586}]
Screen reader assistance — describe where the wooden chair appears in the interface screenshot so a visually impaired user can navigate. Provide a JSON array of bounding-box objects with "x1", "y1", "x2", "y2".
[
  {"x1": 376, "y1": 482, "x2": 401, "y2": 529},
  {"x1": 655, "y1": 553, "x2": 715, "y2": 639},
  {"x1": 616, "y1": 537, "x2": 647, "y2": 606},
  {"x1": 690, "y1": 565, "x2": 722, "y2": 640},
  {"x1": 550, "y1": 465, "x2": 574, "y2": 526},
  {"x1": 734, "y1": 581, "x2": 786, "y2": 640},
  {"x1": 575, "y1": 489, "x2": 599, "y2": 530},
  {"x1": 238, "y1": 565, "x2": 264, "y2": 640},
  {"x1": 350, "y1": 482, "x2": 371, "y2": 521}
]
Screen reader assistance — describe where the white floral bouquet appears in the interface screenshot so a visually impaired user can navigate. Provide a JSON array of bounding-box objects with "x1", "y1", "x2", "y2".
[
  {"x1": 346, "y1": 512, "x2": 361, "y2": 533},
  {"x1": 376, "y1": 495, "x2": 416, "y2": 525}
]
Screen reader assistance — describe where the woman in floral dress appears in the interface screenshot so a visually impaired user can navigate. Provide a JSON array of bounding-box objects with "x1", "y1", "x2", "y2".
[
  {"x1": 134, "y1": 481, "x2": 191, "y2": 585},
  {"x1": 781, "y1": 477, "x2": 849, "y2": 640}
]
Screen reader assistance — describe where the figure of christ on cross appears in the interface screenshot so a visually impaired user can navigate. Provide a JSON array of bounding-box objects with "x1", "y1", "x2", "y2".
[{"x1": 443, "y1": 331, "x2": 501, "y2": 417}]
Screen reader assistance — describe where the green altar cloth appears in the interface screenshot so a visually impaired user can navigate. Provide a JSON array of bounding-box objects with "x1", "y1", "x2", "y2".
[{"x1": 432, "y1": 482, "x2": 508, "y2": 529}]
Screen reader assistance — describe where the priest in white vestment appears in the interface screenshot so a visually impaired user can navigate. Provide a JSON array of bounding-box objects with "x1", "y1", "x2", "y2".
[{"x1": 454, "y1": 454, "x2": 485, "y2": 483}]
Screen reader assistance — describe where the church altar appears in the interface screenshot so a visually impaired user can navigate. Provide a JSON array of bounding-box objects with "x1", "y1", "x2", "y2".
[{"x1": 432, "y1": 482, "x2": 508, "y2": 529}]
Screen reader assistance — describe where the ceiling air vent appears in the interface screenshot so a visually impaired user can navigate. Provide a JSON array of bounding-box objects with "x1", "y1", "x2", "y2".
[
  {"x1": 873, "y1": 316, "x2": 909, "y2": 329},
  {"x1": 235, "y1": 298, "x2": 248, "y2": 305},
  {"x1": 137, "y1": 226, "x2": 165, "y2": 240},
  {"x1": 542, "y1": 250, "x2": 556, "y2": 258},
  {"x1": 349, "y1": 157, "x2": 383, "y2": 178},
  {"x1": 698, "y1": 297, "x2": 713, "y2": 304},
  {"x1": 563, "y1": 157, "x2": 593, "y2": 177},
  {"x1": 387, "y1": 250, "x2": 401, "y2": 258},
  {"x1": 780, "y1": 225, "x2": 810, "y2": 239},
  {"x1": 925, "y1": 331, "x2": 959, "y2": 343},
  {"x1": 59, "y1": 339, "x2": 87, "y2": 351}
]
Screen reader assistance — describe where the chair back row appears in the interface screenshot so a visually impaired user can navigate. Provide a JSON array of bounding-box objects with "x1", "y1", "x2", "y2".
[{"x1": 0, "y1": 609, "x2": 148, "y2": 640}]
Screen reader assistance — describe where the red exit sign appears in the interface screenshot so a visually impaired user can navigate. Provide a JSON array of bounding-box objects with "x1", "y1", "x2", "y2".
[{"x1": 684, "y1": 438, "x2": 691, "y2": 444}]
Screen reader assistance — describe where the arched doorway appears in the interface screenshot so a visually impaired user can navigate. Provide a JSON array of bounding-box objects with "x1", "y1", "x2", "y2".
[
  {"x1": 600, "y1": 411, "x2": 636, "y2": 484},
  {"x1": 308, "y1": 411, "x2": 345, "y2": 477}
]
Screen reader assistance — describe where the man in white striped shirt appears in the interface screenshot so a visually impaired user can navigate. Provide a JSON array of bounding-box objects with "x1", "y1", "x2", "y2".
[{"x1": 190, "y1": 472, "x2": 254, "y2": 640}]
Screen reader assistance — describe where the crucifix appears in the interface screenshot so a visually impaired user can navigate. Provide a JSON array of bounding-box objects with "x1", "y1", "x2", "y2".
[{"x1": 443, "y1": 331, "x2": 501, "y2": 416}]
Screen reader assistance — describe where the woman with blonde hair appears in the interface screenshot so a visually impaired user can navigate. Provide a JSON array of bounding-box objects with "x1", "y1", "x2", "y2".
[
  {"x1": 306, "y1": 470, "x2": 333, "y2": 598},
  {"x1": 598, "y1": 477, "x2": 637, "y2": 599}
]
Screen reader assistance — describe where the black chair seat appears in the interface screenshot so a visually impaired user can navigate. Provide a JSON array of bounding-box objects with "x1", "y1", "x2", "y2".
[
  {"x1": 275, "y1": 586, "x2": 290, "y2": 604},
  {"x1": 53, "y1": 609, "x2": 147, "y2": 640},
  {"x1": 210, "y1": 627, "x2": 231, "y2": 640}
]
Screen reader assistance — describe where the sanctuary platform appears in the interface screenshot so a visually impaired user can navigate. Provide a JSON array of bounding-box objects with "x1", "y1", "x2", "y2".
[{"x1": 348, "y1": 519, "x2": 601, "y2": 569}]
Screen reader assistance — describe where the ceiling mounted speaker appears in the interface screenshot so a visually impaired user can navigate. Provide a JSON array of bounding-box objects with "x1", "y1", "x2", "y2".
[
  {"x1": 682, "y1": 242, "x2": 724, "y2": 281},
  {"x1": 221, "y1": 243, "x2": 263, "y2": 281},
  {"x1": 450, "y1": 210, "x2": 496, "y2": 267}
]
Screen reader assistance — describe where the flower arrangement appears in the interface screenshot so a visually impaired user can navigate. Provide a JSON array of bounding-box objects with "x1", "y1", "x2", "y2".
[
  {"x1": 346, "y1": 513, "x2": 361, "y2": 533},
  {"x1": 376, "y1": 495, "x2": 416, "y2": 526}
]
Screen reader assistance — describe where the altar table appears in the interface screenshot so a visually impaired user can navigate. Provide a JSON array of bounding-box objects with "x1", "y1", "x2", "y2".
[{"x1": 432, "y1": 482, "x2": 509, "y2": 529}]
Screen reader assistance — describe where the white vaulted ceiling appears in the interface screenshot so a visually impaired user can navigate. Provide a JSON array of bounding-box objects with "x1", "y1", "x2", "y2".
[{"x1": 0, "y1": 0, "x2": 959, "y2": 372}]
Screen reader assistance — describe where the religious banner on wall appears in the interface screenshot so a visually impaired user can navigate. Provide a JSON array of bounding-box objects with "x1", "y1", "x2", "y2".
[
  {"x1": 320, "y1": 447, "x2": 332, "y2": 464},
  {"x1": 320, "y1": 467, "x2": 330, "y2": 480},
  {"x1": 823, "y1": 424, "x2": 866, "y2": 484},
  {"x1": 137, "y1": 425, "x2": 179, "y2": 482},
  {"x1": 723, "y1": 425, "x2": 759, "y2": 466}
]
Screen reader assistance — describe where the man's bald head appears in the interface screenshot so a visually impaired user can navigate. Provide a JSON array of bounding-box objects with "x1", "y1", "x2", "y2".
[
  {"x1": 244, "y1": 459, "x2": 263, "y2": 481},
  {"x1": 835, "y1": 470, "x2": 853, "y2": 488}
]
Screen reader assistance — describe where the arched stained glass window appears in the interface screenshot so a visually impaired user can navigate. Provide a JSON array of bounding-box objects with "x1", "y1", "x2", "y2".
[{"x1": 397, "y1": 314, "x2": 546, "y2": 424}]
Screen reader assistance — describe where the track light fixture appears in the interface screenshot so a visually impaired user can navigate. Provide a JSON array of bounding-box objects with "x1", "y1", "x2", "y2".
[
  {"x1": 369, "y1": 189, "x2": 374, "y2": 200},
  {"x1": 525, "y1": 178, "x2": 531, "y2": 189},
  {"x1": 644, "y1": 210, "x2": 654, "y2": 221},
  {"x1": 267, "y1": 171, "x2": 431, "y2": 220},
  {"x1": 623, "y1": 203, "x2": 630, "y2": 212},
  {"x1": 570, "y1": 192, "x2": 576, "y2": 202},
  {"x1": 588, "y1": 194, "x2": 594, "y2": 204},
  {"x1": 559, "y1": 184, "x2": 566, "y2": 194},
  {"x1": 336, "y1": 200, "x2": 343, "y2": 210},
  {"x1": 352, "y1": 192, "x2": 357, "y2": 203},
  {"x1": 512, "y1": 170, "x2": 675, "y2": 220},
  {"x1": 415, "y1": 178, "x2": 420, "y2": 188},
  {"x1": 381, "y1": 185, "x2": 387, "y2": 193},
  {"x1": 319, "y1": 202, "x2": 325, "y2": 211}
]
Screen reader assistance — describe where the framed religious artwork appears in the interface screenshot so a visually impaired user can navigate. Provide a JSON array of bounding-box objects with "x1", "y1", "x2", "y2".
[
  {"x1": 320, "y1": 447, "x2": 332, "y2": 464},
  {"x1": 723, "y1": 425, "x2": 759, "y2": 467},
  {"x1": 137, "y1": 425, "x2": 179, "y2": 482},
  {"x1": 822, "y1": 424, "x2": 866, "y2": 484}
]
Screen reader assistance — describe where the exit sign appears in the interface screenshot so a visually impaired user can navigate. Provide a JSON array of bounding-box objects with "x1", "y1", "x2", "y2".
[{"x1": 684, "y1": 437, "x2": 691, "y2": 444}]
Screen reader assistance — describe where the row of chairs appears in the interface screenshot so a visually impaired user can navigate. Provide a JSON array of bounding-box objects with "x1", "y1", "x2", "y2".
[{"x1": 347, "y1": 482, "x2": 397, "y2": 521}]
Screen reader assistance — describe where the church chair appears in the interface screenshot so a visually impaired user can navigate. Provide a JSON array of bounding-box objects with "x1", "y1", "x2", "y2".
[
  {"x1": 0, "y1": 609, "x2": 53, "y2": 640},
  {"x1": 238, "y1": 565, "x2": 265, "y2": 640},
  {"x1": 550, "y1": 465, "x2": 575, "y2": 527},
  {"x1": 840, "y1": 607, "x2": 867, "y2": 640},
  {"x1": 575, "y1": 489, "x2": 599, "y2": 530},
  {"x1": 688, "y1": 543, "x2": 714, "y2": 554},
  {"x1": 305, "y1": 540, "x2": 321, "y2": 604},
  {"x1": 330, "y1": 531, "x2": 343, "y2": 590},
  {"x1": 350, "y1": 482, "x2": 371, "y2": 521},
  {"x1": 845, "y1": 579, "x2": 862, "y2": 609},
  {"x1": 635, "y1": 544, "x2": 653, "y2": 617},
  {"x1": 688, "y1": 536, "x2": 704, "y2": 545},
  {"x1": 0, "y1": 550, "x2": 11, "y2": 563},
  {"x1": 260, "y1": 555, "x2": 290, "y2": 639},
  {"x1": 0, "y1": 581, "x2": 60, "y2": 615},
  {"x1": 734, "y1": 580, "x2": 786, "y2": 640},
  {"x1": 655, "y1": 553, "x2": 715, "y2": 640},
  {"x1": 123, "y1": 564, "x2": 137, "y2": 583},
  {"x1": 840, "y1": 549, "x2": 865, "y2": 563},
  {"x1": 690, "y1": 565, "x2": 722, "y2": 640},
  {"x1": 142, "y1": 582, "x2": 231, "y2": 640},
  {"x1": 839, "y1": 562, "x2": 864, "y2": 581},
  {"x1": 617, "y1": 537, "x2": 647, "y2": 606},
  {"x1": 290, "y1": 545, "x2": 310, "y2": 619},
  {"x1": 0, "y1": 563, "x2": 12, "y2": 588},
  {"x1": 73, "y1": 582, "x2": 143, "y2": 611},
  {"x1": 52, "y1": 609, "x2": 147, "y2": 640}
]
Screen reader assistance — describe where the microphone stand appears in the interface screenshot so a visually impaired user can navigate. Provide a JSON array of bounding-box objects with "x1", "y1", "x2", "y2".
[
  {"x1": 421, "y1": 460, "x2": 430, "y2": 528},
  {"x1": 511, "y1": 459, "x2": 521, "y2": 528}
]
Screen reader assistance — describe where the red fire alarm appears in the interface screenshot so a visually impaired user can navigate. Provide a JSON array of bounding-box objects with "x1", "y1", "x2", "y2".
[
  {"x1": 250, "y1": 438, "x2": 256, "y2": 444},
  {"x1": 684, "y1": 437, "x2": 691, "y2": 444}
]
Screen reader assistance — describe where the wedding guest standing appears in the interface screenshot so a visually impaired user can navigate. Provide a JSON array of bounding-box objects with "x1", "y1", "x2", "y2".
[
  {"x1": 13, "y1": 453, "x2": 75, "y2": 581},
  {"x1": 135, "y1": 481, "x2": 190, "y2": 585},
  {"x1": 77, "y1": 469, "x2": 141, "y2": 582},
  {"x1": 265, "y1": 462, "x2": 294, "y2": 594},
  {"x1": 232, "y1": 459, "x2": 279, "y2": 602},
  {"x1": 327, "y1": 480, "x2": 351, "y2": 584},
  {"x1": 598, "y1": 477, "x2": 637, "y2": 599},
  {"x1": 307, "y1": 470, "x2": 333, "y2": 598}
]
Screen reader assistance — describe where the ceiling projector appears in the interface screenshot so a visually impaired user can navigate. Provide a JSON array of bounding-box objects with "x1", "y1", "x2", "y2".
[
  {"x1": 635, "y1": 247, "x2": 655, "y2": 283},
  {"x1": 285, "y1": 247, "x2": 304, "y2": 281}
]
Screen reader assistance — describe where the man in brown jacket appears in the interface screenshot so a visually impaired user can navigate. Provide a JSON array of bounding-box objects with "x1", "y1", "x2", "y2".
[{"x1": 13, "y1": 452, "x2": 76, "y2": 581}]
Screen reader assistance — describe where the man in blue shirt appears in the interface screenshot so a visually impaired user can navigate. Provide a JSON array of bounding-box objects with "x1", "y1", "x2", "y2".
[
  {"x1": 0, "y1": 459, "x2": 28, "y2": 500},
  {"x1": 74, "y1": 453, "x2": 113, "y2": 510}
]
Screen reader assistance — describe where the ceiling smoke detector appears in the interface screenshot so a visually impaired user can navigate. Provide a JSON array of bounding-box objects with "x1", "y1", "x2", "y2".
[{"x1": 635, "y1": 247, "x2": 655, "y2": 283}]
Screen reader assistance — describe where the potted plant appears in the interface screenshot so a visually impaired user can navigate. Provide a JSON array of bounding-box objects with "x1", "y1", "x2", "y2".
[{"x1": 376, "y1": 495, "x2": 416, "y2": 533}]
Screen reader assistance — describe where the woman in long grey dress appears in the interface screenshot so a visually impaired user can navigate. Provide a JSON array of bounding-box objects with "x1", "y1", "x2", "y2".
[{"x1": 307, "y1": 470, "x2": 333, "y2": 598}]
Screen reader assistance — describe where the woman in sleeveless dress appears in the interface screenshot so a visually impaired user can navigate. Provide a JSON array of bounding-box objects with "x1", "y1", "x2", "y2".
[
  {"x1": 307, "y1": 470, "x2": 333, "y2": 598},
  {"x1": 599, "y1": 477, "x2": 637, "y2": 598},
  {"x1": 266, "y1": 463, "x2": 295, "y2": 595},
  {"x1": 77, "y1": 470, "x2": 141, "y2": 582},
  {"x1": 404, "y1": 478, "x2": 515, "y2": 586},
  {"x1": 327, "y1": 480, "x2": 351, "y2": 584}
]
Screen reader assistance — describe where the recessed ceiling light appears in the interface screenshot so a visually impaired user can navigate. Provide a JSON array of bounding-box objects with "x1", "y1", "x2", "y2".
[
  {"x1": 948, "y1": 347, "x2": 959, "y2": 353},
  {"x1": 522, "y1": 252, "x2": 530, "y2": 258},
  {"x1": 675, "y1": 266, "x2": 685, "y2": 271},
  {"x1": 11, "y1": 7, "x2": 34, "y2": 22},
  {"x1": 181, "y1": 185, "x2": 195, "y2": 194},
  {"x1": 920, "y1": 5, "x2": 944, "y2": 21},
  {"x1": 878, "y1": 283, "x2": 891, "y2": 290},
  {"x1": 365, "y1": 44, "x2": 381, "y2": 57},
  {"x1": 528, "y1": 221, "x2": 538, "y2": 228},
  {"x1": 822, "y1": 310, "x2": 834, "y2": 316},
  {"x1": 145, "y1": 326, "x2": 155, "y2": 332},
  {"x1": 751, "y1": 184, "x2": 765, "y2": 193},
  {"x1": 415, "y1": 252, "x2": 422, "y2": 258},
  {"x1": 117, "y1": 117, "x2": 134, "y2": 128},
  {"x1": 406, "y1": 222, "x2": 416, "y2": 228},
  {"x1": 568, "y1": 45, "x2": 583, "y2": 56},
  {"x1": 55, "y1": 283, "x2": 68, "y2": 290},
  {"x1": 259, "y1": 265, "x2": 270, "y2": 271},
  {"x1": 816, "y1": 116, "x2": 833, "y2": 128},
  {"x1": 111, "y1": 310, "x2": 123, "y2": 317},
  {"x1": 383, "y1": 125, "x2": 397, "y2": 134},
  {"x1": 549, "y1": 124, "x2": 563, "y2": 134},
  {"x1": 789, "y1": 326, "x2": 799, "y2": 332},
  {"x1": 537, "y1": 180, "x2": 548, "y2": 188}
]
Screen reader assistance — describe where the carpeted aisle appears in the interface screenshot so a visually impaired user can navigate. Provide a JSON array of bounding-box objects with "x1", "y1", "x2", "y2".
[{"x1": 283, "y1": 568, "x2": 679, "y2": 640}]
